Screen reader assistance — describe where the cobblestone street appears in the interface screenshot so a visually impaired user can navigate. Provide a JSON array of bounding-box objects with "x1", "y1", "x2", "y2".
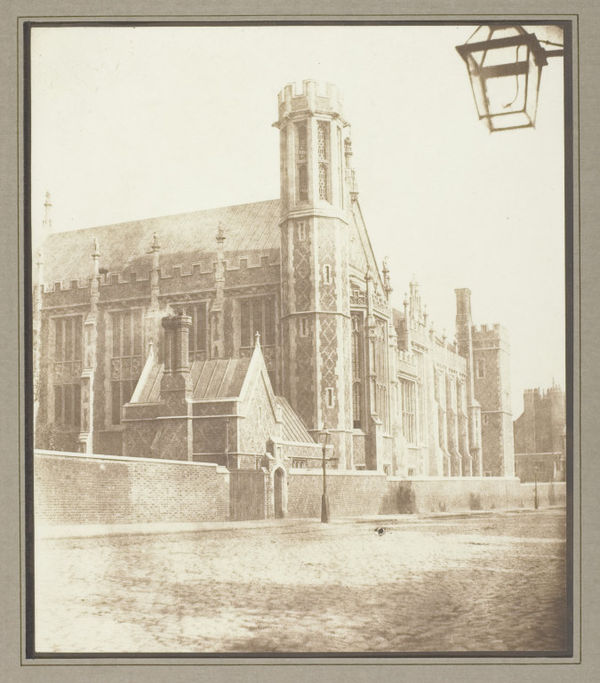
[{"x1": 35, "y1": 509, "x2": 569, "y2": 654}]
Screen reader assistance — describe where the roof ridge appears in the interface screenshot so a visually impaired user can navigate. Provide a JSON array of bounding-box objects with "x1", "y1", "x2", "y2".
[{"x1": 43, "y1": 198, "x2": 281, "y2": 238}]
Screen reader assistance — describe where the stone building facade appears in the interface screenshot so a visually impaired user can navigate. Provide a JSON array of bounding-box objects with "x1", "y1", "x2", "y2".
[
  {"x1": 513, "y1": 385, "x2": 566, "y2": 482},
  {"x1": 33, "y1": 80, "x2": 515, "y2": 480}
]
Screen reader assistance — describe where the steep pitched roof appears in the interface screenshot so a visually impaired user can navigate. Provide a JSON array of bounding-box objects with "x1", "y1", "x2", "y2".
[
  {"x1": 133, "y1": 357, "x2": 252, "y2": 404},
  {"x1": 348, "y1": 199, "x2": 387, "y2": 291},
  {"x1": 277, "y1": 396, "x2": 315, "y2": 443},
  {"x1": 191, "y1": 358, "x2": 251, "y2": 400},
  {"x1": 40, "y1": 198, "x2": 282, "y2": 284}
]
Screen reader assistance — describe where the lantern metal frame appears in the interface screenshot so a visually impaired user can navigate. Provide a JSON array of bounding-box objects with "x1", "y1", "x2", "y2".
[{"x1": 456, "y1": 25, "x2": 551, "y2": 132}]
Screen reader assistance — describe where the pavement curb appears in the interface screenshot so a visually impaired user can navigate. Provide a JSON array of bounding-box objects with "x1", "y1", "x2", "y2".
[{"x1": 36, "y1": 505, "x2": 566, "y2": 540}]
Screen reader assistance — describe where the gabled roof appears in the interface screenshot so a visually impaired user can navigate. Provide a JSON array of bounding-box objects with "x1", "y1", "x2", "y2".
[
  {"x1": 40, "y1": 198, "x2": 282, "y2": 283},
  {"x1": 191, "y1": 358, "x2": 251, "y2": 400},
  {"x1": 133, "y1": 357, "x2": 252, "y2": 404},
  {"x1": 348, "y1": 200, "x2": 387, "y2": 292},
  {"x1": 277, "y1": 396, "x2": 315, "y2": 443}
]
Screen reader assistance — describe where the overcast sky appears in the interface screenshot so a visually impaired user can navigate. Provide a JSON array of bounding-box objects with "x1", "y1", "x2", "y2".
[{"x1": 30, "y1": 25, "x2": 566, "y2": 417}]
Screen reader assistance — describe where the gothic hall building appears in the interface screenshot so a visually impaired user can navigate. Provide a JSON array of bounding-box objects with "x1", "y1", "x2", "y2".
[{"x1": 33, "y1": 80, "x2": 515, "y2": 486}]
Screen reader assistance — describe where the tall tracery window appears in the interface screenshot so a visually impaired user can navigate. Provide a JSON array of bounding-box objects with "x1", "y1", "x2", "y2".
[
  {"x1": 53, "y1": 315, "x2": 83, "y2": 428},
  {"x1": 296, "y1": 122, "x2": 308, "y2": 201},
  {"x1": 111, "y1": 310, "x2": 143, "y2": 425},
  {"x1": 373, "y1": 319, "x2": 389, "y2": 430},
  {"x1": 240, "y1": 297, "x2": 275, "y2": 347},
  {"x1": 317, "y1": 120, "x2": 330, "y2": 201},
  {"x1": 400, "y1": 378, "x2": 417, "y2": 445},
  {"x1": 351, "y1": 313, "x2": 363, "y2": 428}
]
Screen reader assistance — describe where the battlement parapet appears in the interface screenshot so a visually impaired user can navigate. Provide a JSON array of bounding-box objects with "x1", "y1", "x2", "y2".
[
  {"x1": 471, "y1": 323, "x2": 510, "y2": 352},
  {"x1": 524, "y1": 385, "x2": 564, "y2": 401},
  {"x1": 432, "y1": 334, "x2": 458, "y2": 354},
  {"x1": 471, "y1": 322, "x2": 509, "y2": 339},
  {"x1": 41, "y1": 269, "x2": 153, "y2": 293},
  {"x1": 431, "y1": 343, "x2": 467, "y2": 374},
  {"x1": 158, "y1": 252, "x2": 279, "y2": 280},
  {"x1": 41, "y1": 250, "x2": 281, "y2": 298},
  {"x1": 42, "y1": 278, "x2": 90, "y2": 293},
  {"x1": 99, "y1": 271, "x2": 151, "y2": 286},
  {"x1": 278, "y1": 79, "x2": 344, "y2": 119}
]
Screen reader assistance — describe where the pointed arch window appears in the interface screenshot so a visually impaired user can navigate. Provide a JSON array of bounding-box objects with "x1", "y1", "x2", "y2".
[
  {"x1": 296, "y1": 122, "x2": 308, "y2": 201},
  {"x1": 400, "y1": 378, "x2": 417, "y2": 445},
  {"x1": 351, "y1": 313, "x2": 364, "y2": 429},
  {"x1": 110, "y1": 310, "x2": 143, "y2": 425},
  {"x1": 317, "y1": 120, "x2": 330, "y2": 201}
]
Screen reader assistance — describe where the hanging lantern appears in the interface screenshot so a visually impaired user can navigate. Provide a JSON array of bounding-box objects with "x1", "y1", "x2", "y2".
[{"x1": 456, "y1": 25, "x2": 548, "y2": 132}]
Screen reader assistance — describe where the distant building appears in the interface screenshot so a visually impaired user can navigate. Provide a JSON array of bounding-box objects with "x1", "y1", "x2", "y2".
[
  {"x1": 513, "y1": 384, "x2": 566, "y2": 482},
  {"x1": 33, "y1": 80, "x2": 516, "y2": 484}
]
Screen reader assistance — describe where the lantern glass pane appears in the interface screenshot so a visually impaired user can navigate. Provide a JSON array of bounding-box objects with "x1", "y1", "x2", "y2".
[
  {"x1": 484, "y1": 44, "x2": 525, "y2": 67},
  {"x1": 487, "y1": 64, "x2": 541, "y2": 130},
  {"x1": 484, "y1": 72, "x2": 527, "y2": 116},
  {"x1": 488, "y1": 109, "x2": 533, "y2": 132}
]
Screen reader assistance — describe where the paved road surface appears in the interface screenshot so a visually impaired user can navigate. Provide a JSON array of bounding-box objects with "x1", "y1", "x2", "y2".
[{"x1": 34, "y1": 509, "x2": 569, "y2": 654}]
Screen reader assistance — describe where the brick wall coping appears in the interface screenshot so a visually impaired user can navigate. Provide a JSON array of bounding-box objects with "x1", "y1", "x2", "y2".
[
  {"x1": 35, "y1": 449, "x2": 230, "y2": 473},
  {"x1": 515, "y1": 451, "x2": 563, "y2": 457},
  {"x1": 289, "y1": 468, "x2": 387, "y2": 477},
  {"x1": 274, "y1": 439, "x2": 322, "y2": 449},
  {"x1": 385, "y1": 475, "x2": 522, "y2": 483}
]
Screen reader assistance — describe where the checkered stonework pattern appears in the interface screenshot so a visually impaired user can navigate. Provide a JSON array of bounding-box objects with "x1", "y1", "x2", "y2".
[
  {"x1": 295, "y1": 336, "x2": 315, "y2": 427},
  {"x1": 293, "y1": 239, "x2": 312, "y2": 312},
  {"x1": 318, "y1": 226, "x2": 337, "y2": 311},
  {"x1": 319, "y1": 316, "x2": 339, "y2": 428}
]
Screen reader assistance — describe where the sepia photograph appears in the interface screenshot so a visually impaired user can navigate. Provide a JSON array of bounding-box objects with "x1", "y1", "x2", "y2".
[{"x1": 28, "y1": 21, "x2": 571, "y2": 657}]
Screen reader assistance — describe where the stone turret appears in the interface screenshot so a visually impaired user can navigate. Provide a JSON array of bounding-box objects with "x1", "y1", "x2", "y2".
[
  {"x1": 471, "y1": 322, "x2": 515, "y2": 477},
  {"x1": 276, "y1": 80, "x2": 354, "y2": 468}
]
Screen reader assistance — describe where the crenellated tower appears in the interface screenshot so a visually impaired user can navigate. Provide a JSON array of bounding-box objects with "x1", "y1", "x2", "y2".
[
  {"x1": 471, "y1": 323, "x2": 515, "y2": 477},
  {"x1": 276, "y1": 80, "x2": 354, "y2": 467}
]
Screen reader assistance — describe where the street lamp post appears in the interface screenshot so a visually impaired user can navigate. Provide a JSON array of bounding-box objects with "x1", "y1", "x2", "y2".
[{"x1": 320, "y1": 430, "x2": 330, "y2": 523}]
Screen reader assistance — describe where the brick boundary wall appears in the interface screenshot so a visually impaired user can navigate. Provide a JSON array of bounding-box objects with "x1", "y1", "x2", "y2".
[
  {"x1": 35, "y1": 451, "x2": 567, "y2": 528},
  {"x1": 35, "y1": 450, "x2": 230, "y2": 526},
  {"x1": 519, "y1": 482, "x2": 566, "y2": 508},
  {"x1": 385, "y1": 477, "x2": 566, "y2": 514},
  {"x1": 287, "y1": 469, "x2": 390, "y2": 517}
]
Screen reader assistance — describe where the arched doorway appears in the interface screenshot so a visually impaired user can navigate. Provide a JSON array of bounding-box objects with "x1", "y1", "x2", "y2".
[{"x1": 274, "y1": 468, "x2": 285, "y2": 518}]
